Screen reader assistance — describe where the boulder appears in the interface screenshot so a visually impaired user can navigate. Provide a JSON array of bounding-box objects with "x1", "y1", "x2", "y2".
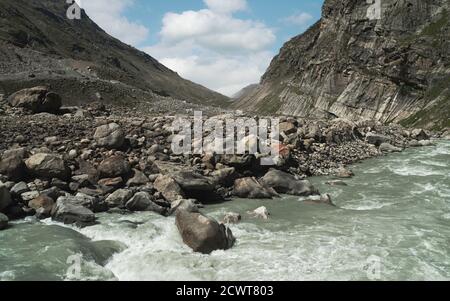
[
  {"x1": 222, "y1": 212, "x2": 241, "y2": 224},
  {"x1": 335, "y1": 167, "x2": 354, "y2": 178},
  {"x1": 105, "y1": 189, "x2": 133, "y2": 208},
  {"x1": 0, "y1": 184, "x2": 13, "y2": 212},
  {"x1": 233, "y1": 177, "x2": 278, "y2": 199},
  {"x1": 0, "y1": 155, "x2": 25, "y2": 181},
  {"x1": 125, "y1": 192, "x2": 166, "y2": 215},
  {"x1": 418, "y1": 140, "x2": 435, "y2": 146},
  {"x1": 175, "y1": 209, "x2": 235, "y2": 254},
  {"x1": 169, "y1": 199, "x2": 202, "y2": 215},
  {"x1": 93, "y1": 123, "x2": 125, "y2": 149},
  {"x1": 411, "y1": 129, "x2": 429, "y2": 141},
  {"x1": 126, "y1": 169, "x2": 149, "y2": 186},
  {"x1": 56, "y1": 195, "x2": 107, "y2": 213},
  {"x1": 379, "y1": 143, "x2": 402, "y2": 153},
  {"x1": 0, "y1": 213, "x2": 8, "y2": 230},
  {"x1": 279, "y1": 121, "x2": 297, "y2": 135},
  {"x1": 25, "y1": 153, "x2": 70, "y2": 180},
  {"x1": 10, "y1": 181, "x2": 29, "y2": 195},
  {"x1": 211, "y1": 167, "x2": 238, "y2": 187},
  {"x1": 260, "y1": 169, "x2": 319, "y2": 196},
  {"x1": 325, "y1": 180, "x2": 348, "y2": 186},
  {"x1": 247, "y1": 206, "x2": 270, "y2": 220},
  {"x1": 8, "y1": 86, "x2": 62, "y2": 113},
  {"x1": 172, "y1": 171, "x2": 214, "y2": 192},
  {"x1": 28, "y1": 195, "x2": 55, "y2": 218},
  {"x1": 366, "y1": 132, "x2": 390, "y2": 146},
  {"x1": 154, "y1": 175, "x2": 185, "y2": 202},
  {"x1": 98, "y1": 155, "x2": 131, "y2": 179},
  {"x1": 52, "y1": 197, "x2": 96, "y2": 227}
]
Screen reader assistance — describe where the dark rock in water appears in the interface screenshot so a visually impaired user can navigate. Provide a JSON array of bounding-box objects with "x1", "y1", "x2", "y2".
[
  {"x1": 154, "y1": 174, "x2": 185, "y2": 202},
  {"x1": 233, "y1": 177, "x2": 278, "y2": 199},
  {"x1": 0, "y1": 184, "x2": 13, "y2": 212},
  {"x1": 25, "y1": 153, "x2": 71, "y2": 180},
  {"x1": 28, "y1": 195, "x2": 55, "y2": 219},
  {"x1": 98, "y1": 155, "x2": 131, "y2": 179},
  {"x1": 93, "y1": 123, "x2": 125, "y2": 149},
  {"x1": 125, "y1": 192, "x2": 166, "y2": 215},
  {"x1": 52, "y1": 197, "x2": 96, "y2": 227},
  {"x1": 0, "y1": 212, "x2": 8, "y2": 230},
  {"x1": 260, "y1": 169, "x2": 319, "y2": 196},
  {"x1": 176, "y1": 209, "x2": 235, "y2": 254},
  {"x1": 411, "y1": 129, "x2": 429, "y2": 141},
  {"x1": 379, "y1": 143, "x2": 402, "y2": 153},
  {"x1": 105, "y1": 189, "x2": 133, "y2": 208},
  {"x1": 366, "y1": 132, "x2": 390, "y2": 146},
  {"x1": 222, "y1": 212, "x2": 241, "y2": 224},
  {"x1": 8, "y1": 87, "x2": 61, "y2": 113},
  {"x1": 0, "y1": 153, "x2": 26, "y2": 181},
  {"x1": 211, "y1": 167, "x2": 238, "y2": 187}
]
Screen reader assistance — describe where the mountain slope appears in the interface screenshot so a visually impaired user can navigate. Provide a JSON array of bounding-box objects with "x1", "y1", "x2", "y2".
[
  {"x1": 235, "y1": 0, "x2": 449, "y2": 130},
  {"x1": 0, "y1": 0, "x2": 229, "y2": 106}
]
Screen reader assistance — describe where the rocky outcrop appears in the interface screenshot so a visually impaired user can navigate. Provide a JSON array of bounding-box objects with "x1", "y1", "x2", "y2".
[
  {"x1": 175, "y1": 209, "x2": 235, "y2": 254},
  {"x1": 235, "y1": 0, "x2": 450, "y2": 130}
]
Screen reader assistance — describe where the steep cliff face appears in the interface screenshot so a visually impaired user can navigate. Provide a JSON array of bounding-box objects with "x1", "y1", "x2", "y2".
[
  {"x1": 235, "y1": 0, "x2": 449, "y2": 129},
  {"x1": 0, "y1": 0, "x2": 229, "y2": 106}
]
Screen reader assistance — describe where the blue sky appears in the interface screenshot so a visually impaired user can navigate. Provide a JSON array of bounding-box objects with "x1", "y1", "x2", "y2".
[{"x1": 78, "y1": 0, "x2": 324, "y2": 96}]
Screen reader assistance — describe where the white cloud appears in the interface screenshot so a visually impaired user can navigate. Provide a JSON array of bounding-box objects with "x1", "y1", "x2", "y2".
[
  {"x1": 143, "y1": 0, "x2": 276, "y2": 96},
  {"x1": 282, "y1": 12, "x2": 314, "y2": 26},
  {"x1": 76, "y1": 0, "x2": 149, "y2": 46}
]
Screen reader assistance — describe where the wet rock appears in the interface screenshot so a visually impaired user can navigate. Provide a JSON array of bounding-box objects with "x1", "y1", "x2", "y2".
[
  {"x1": 28, "y1": 195, "x2": 55, "y2": 219},
  {"x1": 0, "y1": 213, "x2": 8, "y2": 230},
  {"x1": 379, "y1": 143, "x2": 402, "y2": 153},
  {"x1": 154, "y1": 174, "x2": 185, "y2": 202},
  {"x1": 222, "y1": 212, "x2": 241, "y2": 224},
  {"x1": 93, "y1": 123, "x2": 125, "y2": 149},
  {"x1": 105, "y1": 189, "x2": 133, "y2": 208},
  {"x1": 247, "y1": 206, "x2": 269, "y2": 220},
  {"x1": 176, "y1": 209, "x2": 236, "y2": 254},
  {"x1": 52, "y1": 197, "x2": 96, "y2": 227},
  {"x1": 8, "y1": 87, "x2": 61, "y2": 113},
  {"x1": 211, "y1": 167, "x2": 238, "y2": 187},
  {"x1": 170, "y1": 199, "x2": 202, "y2": 215},
  {"x1": 25, "y1": 153, "x2": 71, "y2": 180},
  {"x1": 0, "y1": 184, "x2": 13, "y2": 212},
  {"x1": 233, "y1": 177, "x2": 278, "y2": 199},
  {"x1": 304, "y1": 194, "x2": 335, "y2": 206},
  {"x1": 366, "y1": 132, "x2": 390, "y2": 146},
  {"x1": 335, "y1": 167, "x2": 354, "y2": 178},
  {"x1": 260, "y1": 169, "x2": 319, "y2": 196},
  {"x1": 172, "y1": 171, "x2": 214, "y2": 192},
  {"x1": 125, "y1": 192, "x2": 166, "y2": 215},
  {"x1": 126, "y1": 169, "x2": 149, "y2": 186},
  {"x1": 418, "y1": 140, "x2": 435, "y2": 146},
  {"x1": 326, "y1": 180, "x2": 348, "y2": 186},
  {"x1": 98, "y1": 155, "x2": 131, "y2": 178}
]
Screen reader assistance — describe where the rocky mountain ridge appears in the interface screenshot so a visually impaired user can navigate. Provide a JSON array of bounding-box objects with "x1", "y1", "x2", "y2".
[{"x1": 235, "y1": 0, "x2": 450, "y2": 130}]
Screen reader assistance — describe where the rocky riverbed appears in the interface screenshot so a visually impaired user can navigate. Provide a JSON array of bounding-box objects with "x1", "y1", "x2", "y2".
[{"x1": 0, "y1": 87, "x2": 448, "y2": 255}]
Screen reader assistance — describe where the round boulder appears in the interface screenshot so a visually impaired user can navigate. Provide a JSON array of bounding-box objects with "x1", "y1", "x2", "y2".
[
  {"x1": 8, "y1": 86, "x2": 61, "y2": 113},
  {"x1": 25, "y1": 153, "x2": 71, "y2": 180},
  {"x1": 94, "y1": 123, "x2": 125, "y2": 149},
  {"x1": 98, "y1": 155, "x2": 131, "y2": 179}
]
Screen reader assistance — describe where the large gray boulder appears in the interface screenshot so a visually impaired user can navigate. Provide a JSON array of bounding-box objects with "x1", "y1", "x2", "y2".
[
  {"x1": 94, "y1": 123, "x2": 125, "y2": 149},
  {"x1": 105, "y1": 189, "x2": 133, "y2": 208},
  {"x1": 379, "y1": 143, "x2": 402, "y2": 153},
  {"x1": 233, "y1": 177, "x2": 278, "y2": 199},
  {"x1": 8, "y1": 87, "x2": 61, "y2": 113},
  {"x1": 125, "y1": 192, "x2": 166, "y2": 215},
  {"x1": 260, "y1": 169, "x2": 319, "y2": 196},
  {"x1": 25, "y1": 153, "x2": 70, "y2": 180},
  {"x1": 29, "y1": 195, "x2": 55, "y2": 219},
  {"x1": 0, "y1": 213, "x2": 8, "y2": 230},
  {"x1": 0, "y1": 184, "x2": 13, "y2": 212},
  {"x1": 52, "y1": 197, "x2": 96, "y2": 227},
  {"x1": 176, "y1": 209, "x2": 235, "y2": 254},
  {"x1": 172, "y1": 171, "x2": 214, "y2": 192}
]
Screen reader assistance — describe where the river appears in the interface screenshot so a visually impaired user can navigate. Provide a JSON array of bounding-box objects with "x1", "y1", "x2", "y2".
[{"x1": 1, "y1": 141, "x2": 449, "y2": 281}]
